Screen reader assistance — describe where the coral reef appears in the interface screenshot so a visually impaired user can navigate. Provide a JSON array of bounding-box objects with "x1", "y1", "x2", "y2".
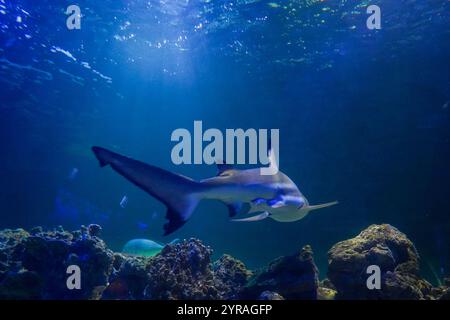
[
  {"x1": 213, "y1": 254, "x2": 253, "y2": 299},
  {"x1": 327, "y1": 224, "x2": 433, "y2": 300},
  {"x1": 144, "y1": 239, "x2": 219, "y2": 299},
  {"x1": 317, "y1": 279, "x2": 337, "y2": 300},
  {"x1": 143, "y1": 240, "x2": 253, "y2": 299},
  {"x1": 439, "y1": 278, "x2": 450, "y2": 300},
  {"x1": 258, "y1": 291, "x2": 285, "y2": 300},
  {"x1": 88, "y1": 224, "x2": 102, "y2": 237},
  {"x1": 103, "y1": 239, "x2": 252, "y2": 300},
  {"x1": 241, "y1": 245, "x2": 319, "y2": 299},
  {"x1": 0, "y1": 223, "x2": 448, "y2": 300},
  {"x1": 0, "y1": 226, "x2": 114, "y2": 299},
  {"x1": 103, "y1": 255, "x2": 150, "y2": 299}
]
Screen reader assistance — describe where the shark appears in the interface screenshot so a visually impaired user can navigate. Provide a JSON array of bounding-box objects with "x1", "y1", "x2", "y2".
[{"x1": 92, "y1": 146, "x2": 338, "y2": 235}]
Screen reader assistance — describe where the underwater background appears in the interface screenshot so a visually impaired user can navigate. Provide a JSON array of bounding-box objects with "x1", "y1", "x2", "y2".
[{"x1": 0, "y1": 0, "x2": 449, "y2": 286}]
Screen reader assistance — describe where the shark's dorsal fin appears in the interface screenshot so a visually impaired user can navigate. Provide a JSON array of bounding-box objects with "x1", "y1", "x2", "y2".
[
  {"x1": 267, "y1": 137, "x2": 279, "y2": 168},
  {"x1": 216, "y1": 161, "x2": 234, "y2": 176},
  {"x1": 260, "y1": 136, "x2": 279, "y2": 175},
  {"x1": 268, "y1": 148, "x2": 277, "y2": 167}
]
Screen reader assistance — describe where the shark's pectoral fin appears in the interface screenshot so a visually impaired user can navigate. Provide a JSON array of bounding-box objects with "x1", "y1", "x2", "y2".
[
  {"x1": 231, "y1": 211, "x2": 270, "y2": 222},
  {"x1": 224, "y1": 201, "x2": 249, "y2": 217},
  {"x1": 226, "y1": 203, "x2": 241, "y2": 217}
]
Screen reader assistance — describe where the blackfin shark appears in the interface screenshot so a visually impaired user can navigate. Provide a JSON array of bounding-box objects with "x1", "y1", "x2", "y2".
[{"x1": 92, "y1": 146, "x2": 338, "y2": 235}]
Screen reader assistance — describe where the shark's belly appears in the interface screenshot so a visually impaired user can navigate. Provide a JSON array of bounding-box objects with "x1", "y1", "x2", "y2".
[{"x1": 255, "y1": 196, "x2": 308, "y2": 222}]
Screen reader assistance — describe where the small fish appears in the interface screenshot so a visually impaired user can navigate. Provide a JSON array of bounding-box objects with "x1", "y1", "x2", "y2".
[
  {"x1": 119, "y1": 195, "x2": 128, "y2": 208},
  {"x1": 122, "y1": 238, "x2": 179, "y2": 257},
  {"x1": 92, "y1": 146, "x2": 338, "y2": 235}
]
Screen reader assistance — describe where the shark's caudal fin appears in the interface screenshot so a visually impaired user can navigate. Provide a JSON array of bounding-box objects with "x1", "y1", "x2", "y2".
[
  {"x1": 307, "y1": 201, "x2": 339, "y2": 211},
  {"x1": 92, "y1": 146, "x2": 203, "y2": 236}
]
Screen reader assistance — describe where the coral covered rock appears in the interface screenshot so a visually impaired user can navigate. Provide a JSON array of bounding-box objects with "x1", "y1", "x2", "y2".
[
  {"x1": 88, "y1": 224, "x2": 102, "y2": 237},
  {"x1": 102, "y1": 239, "x2": 252, "y2": 300},
  {"x1": 0, "y1": 270, "x2": 43, "y2": 299},
  {"x1": 213, "y1": 254, "x2": 253, "y2": 299},
  {"x1": 1, "y1": 224, "x2": 443, "y2": 300},
  {"x1": 144, "y1": 239, "x2": 219, "y2": 299},
  {"x1": 0, "y1": 226, "x2": 114, "y2": 299},
  {"x1": 318, "y1": 279, "x2": 337, "y2": 300},
  {"x1": 241, "y1": 245, "x2": 319, "y2": 299},
  {"x1": 0, "y1": 229, "x2": 30, "y2": 250},
  {"x1": 103, "y1": 256, "x2": 150, "y2": 299},
  {"x1": 317, "y1": 286, "x2": 337, "y2": 300},
  {"x1": 258, "y1": 291, "x2": 285, "y2": 300},
  {"x1": 438, "y1": 289, "x2": 450, "y2": 300},
  {"x1": 327, "y1": 224, "x2": 432, "y2": 299}
]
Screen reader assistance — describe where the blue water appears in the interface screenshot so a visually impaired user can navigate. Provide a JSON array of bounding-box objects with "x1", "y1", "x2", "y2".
[{"x1": 0, "y1": 0, "x2": 449, "y2": 283}]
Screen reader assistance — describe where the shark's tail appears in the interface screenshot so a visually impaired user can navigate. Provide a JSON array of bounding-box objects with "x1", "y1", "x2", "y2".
[
  {"x1": 92, "y1": 146, "x2": 203, "y2": 236},
  {"x1": 307, "y1": 201, "x2": 339, "y2": 211}
]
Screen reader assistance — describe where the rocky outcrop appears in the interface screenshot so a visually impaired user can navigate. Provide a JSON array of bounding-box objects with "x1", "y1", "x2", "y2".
[
  {"x1": 317, "y1": 279, "x2": 337, "y2": 300},
  {"x1": 1, "y1": 224, "x2": 447, "y2": 300},
  {"x1": 213, "y1": 254, "x2": 253, "y2": 299},
  {"x1": 102, "y1": 255, "x2": 150, "y2": 299},
  {"x1": 143, "y1": 239, "x2": 219, "y2": 299},
  {"x1": 0, "y1": 225, "x2": 114, "y2": 299},
  {"x1": 241, "y1": 245, "x2": 319, "y2": 299},
  {"x1": 258, "y1": 291, "x2": 285, "y2": 300},
  {"x1": 327, "y1": 224, "x2": 433, "y2": 299}
]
